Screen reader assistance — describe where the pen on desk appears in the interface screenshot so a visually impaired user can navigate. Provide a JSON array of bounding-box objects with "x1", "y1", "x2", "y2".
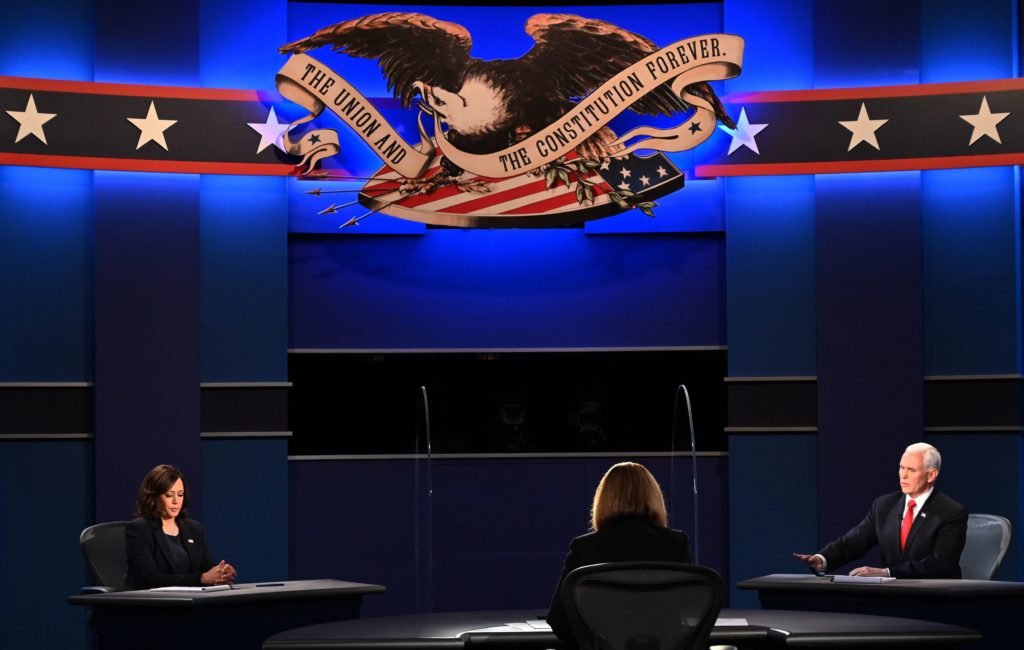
[{"x1": 256, "y1": 582, "x2": 285, "y2": 587}]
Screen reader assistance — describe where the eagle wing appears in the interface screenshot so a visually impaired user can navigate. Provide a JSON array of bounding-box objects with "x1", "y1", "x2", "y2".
[
  {"x1": 279, "y1": 12, "x2": 472, "y2": 108},
  {"x1": 521, "y1": 14, "x2": 719, "y2": 119}
]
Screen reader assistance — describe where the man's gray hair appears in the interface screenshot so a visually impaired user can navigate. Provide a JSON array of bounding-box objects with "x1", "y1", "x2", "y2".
[{"x1": 906, "y1": 442, "x2": 941, "y2": 472}]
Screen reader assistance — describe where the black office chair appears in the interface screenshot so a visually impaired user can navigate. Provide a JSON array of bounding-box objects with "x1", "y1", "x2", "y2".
[
  {"x1": 560, "y1": 562, "x2": 725, "y2": 650},
  {"x1": 80, "y1": 521, "x2": 130, "y2": 593},
  {"x1": 960, "y1": 513, "x2": 1012, "y2": 580}
]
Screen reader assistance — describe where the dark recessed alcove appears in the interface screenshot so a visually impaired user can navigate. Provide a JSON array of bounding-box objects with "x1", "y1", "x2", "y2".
[{"x1": 288, "y1": 349, "x2": 726, "y2": 455}]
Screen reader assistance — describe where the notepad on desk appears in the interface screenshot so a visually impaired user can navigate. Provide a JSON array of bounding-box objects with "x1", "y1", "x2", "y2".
[
  {"x1": 500, "y1": 621, "x2": 552, "y2": 632},
  {"x1": 150, "y1": 585, "x2": 232, "y2": 592},
  {"x1": 831, "y1": 575, "x2": 896, "y2": 584}
]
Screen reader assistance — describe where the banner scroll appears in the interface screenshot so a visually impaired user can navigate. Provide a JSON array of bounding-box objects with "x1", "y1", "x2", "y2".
[{"x1": 275, "y1": 33, "x2": 744, "y2": 178}]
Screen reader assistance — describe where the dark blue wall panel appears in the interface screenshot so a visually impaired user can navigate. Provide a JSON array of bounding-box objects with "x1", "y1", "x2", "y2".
[
  {"x1": 926, "y1": 432, "x2": 1022, "y2": 581},
  {"x1": 200, "y1": 0, "x2": 287, "y2": 90},
  {"x1": 812, "y1": 0, "x2": 920, "y2": 88},
  {"x1": 93, "y1": 171, "x2": 202, "y2": 522},
  {"x1": 94, "y1": 0, "x2": 199, "y2": 86},
  {"x1": 1, "y1": 6, "x2": 96, "y2": 649},
  {"x1": 920, "y1": 0, "x2": 1016, "y2": 83},
  {"x1": 432, "y1": 460, "x2": 588, "y2": 611},
  {"x1": 0, "y1": 441, "x2": 92, "y2": 650},
  {"x1": 289, "y1": 232, "x2": 724, "y2": 349},
  {"x1": 201, "y1": 176, "x2": 288, "y2": 381},
  {"x1": 0, "y1": 167, "x2": 93, "y2": 381},
  {"x1": 815, "y1": 172, "x2": 923, "y2": 549},
  {"x1": 923, "y1": 168, "x2": 1020, "y2": 375},
  {"x1": 729, "y1": 434, "x2": 817, "y2": 607},
  {"x1": 725, "y1": 175, "x2": 816, "y2": 376},
  {"x1": 721, "y1": 0, "x2": 819, "y2": 610},
  {"x1": 290, "y1": 460, "x2": 418, "y2": 616},
  {"x1": 920, "y1": 0, "x2": 1020, "y2": 378},
  {"x1": 0, "y1": 0, "x2": 93, "y2": 81},
  {"x1": 201, "y1": 437, "x2": 289, "y2": 582},
  {"x1": 724, "y1": 0, "x2": 813, "y2": 93}
]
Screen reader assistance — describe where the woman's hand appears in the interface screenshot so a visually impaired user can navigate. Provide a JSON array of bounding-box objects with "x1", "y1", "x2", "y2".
[{"x1": 201, "y1": 560, "x2": 237, "y2": 585}]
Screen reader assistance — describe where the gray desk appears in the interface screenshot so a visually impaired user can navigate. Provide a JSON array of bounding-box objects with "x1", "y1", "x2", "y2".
[
  {"x1": 738, "y1": 574, "x2": 1024, "y2": 648},
  {"x1": 69, "y1": 579, "x2": 385, "y2": 650},
  {"x1": 263, "y1": 608, "x2": 981, "y2": 649}
]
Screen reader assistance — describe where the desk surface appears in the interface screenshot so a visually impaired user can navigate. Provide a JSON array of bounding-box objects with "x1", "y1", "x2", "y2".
[
  {"x1": 738, "y1": 573, "x2": 1024, "y2": 599},
  {"x1": 68, "y1": 579, "x2": 385, "y2": 608},
  {"x1": 262, "y1": 608, "x2": 982, "y2": 649}
]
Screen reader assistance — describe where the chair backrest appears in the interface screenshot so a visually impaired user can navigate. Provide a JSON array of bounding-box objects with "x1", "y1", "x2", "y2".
[
  {"x1": 561, "y1": 562, "x2": 724, "y2": 650},
  {"x1": 80, "y1": 521, "x2": 130, "y2": 591},
  {"x1": 960, "y1": 514, "x2": 1012, "y2": 580}
]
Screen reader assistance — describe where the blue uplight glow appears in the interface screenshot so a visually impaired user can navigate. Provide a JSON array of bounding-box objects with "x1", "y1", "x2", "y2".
[
  {"x1": 0, "y1": 166, "x2": 94, "y2": 381},
  {"x1": 0, "y1": 0, "x2": 94, "y2": 81}
]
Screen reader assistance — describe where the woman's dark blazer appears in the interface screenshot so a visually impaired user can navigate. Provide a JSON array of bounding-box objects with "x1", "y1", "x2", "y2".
[
  {"x1": 125, "y1": 516, "x2": 215, "y2": 589},
  {"x1": 546, "y1": 516, "x2": 693, "y2": 648}
]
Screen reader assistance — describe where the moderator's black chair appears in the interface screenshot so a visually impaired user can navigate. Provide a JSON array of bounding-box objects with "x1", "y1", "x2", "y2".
[
  {"x1": 960, "y1": 513, "x2": 1012, "y2": 580},
  {"x1": 560, "y1": 562, "x2": 725, "y2": 650},
  {"x1": 80, "y1": 521, "x2": 130, "y2": 593}
]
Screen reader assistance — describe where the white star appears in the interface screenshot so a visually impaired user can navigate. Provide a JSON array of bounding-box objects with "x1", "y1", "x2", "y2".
[
  {"x1": 839, "y1": 103, "x2": 888, "y2": 151},
  {"x1": 619, "y1": 167, "x2": 632, "y2": 178},
  {"x1": 960, "y1": 96, "x2": 1009, "y2": 146},
  {"x1": 719, "y1": 107, "x2": 768, "y2": 155},
  {"x1": 247, "y1": 107, "x2": 293, "y2": 154},
  {"x1": 655, "y1": 166, "x2": 668, "y2": 178},
  {"x1": 599, "y1": 159, "x2": 611, "y2": 171},
  {"x1": 639, "y1": 175, "x2": 651, "y2": 187},
  {"x1": 6, "y1": 94, "x2": 57, "y2": 145},
  {"x1": 617, "y1": 181, "x2": 631, "y2": 191},
  {"x1": 127, "y1": 101, "x2": 177, "y2": 151}
]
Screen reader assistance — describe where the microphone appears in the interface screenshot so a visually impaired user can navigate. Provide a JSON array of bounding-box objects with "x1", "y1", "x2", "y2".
[{"x1": 671, "y1": 384, "x2": 699, "y2": 564}]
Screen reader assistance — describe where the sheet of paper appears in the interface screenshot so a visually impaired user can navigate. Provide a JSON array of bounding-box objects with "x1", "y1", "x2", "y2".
[
  {"x1": 149, "y1": 585, "x2": 231, "y2": 592},
  {"x1": 503, "y1": 623, "x2": 541, "y2": 632},
  {"x1": 832, "y1": 575, "x2": 896, "y2": 584},
  {"x1": 715, "y1": 618, "x2": 748, "y2": 626},
  {"x1": 524, "y1": 620, "x2": 552, "y2": 630}
]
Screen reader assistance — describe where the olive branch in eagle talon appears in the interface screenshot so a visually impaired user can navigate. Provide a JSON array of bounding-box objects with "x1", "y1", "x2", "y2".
[
  {"x1": 397, "y1": 176, "x2": 492, "y2": 196},
  {"x1": 543, "y1": 158, "x2": 658, "y2": 217}
]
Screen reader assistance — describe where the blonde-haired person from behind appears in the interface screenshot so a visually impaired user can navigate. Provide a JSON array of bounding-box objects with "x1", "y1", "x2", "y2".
[{"x1": 546, "y1": 462, "x2": 693, "y2": 648}]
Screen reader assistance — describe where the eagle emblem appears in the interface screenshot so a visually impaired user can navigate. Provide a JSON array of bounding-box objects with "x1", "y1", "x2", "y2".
[{"x1": 277, "y1": 13, "x2": 742, "y2": 227}]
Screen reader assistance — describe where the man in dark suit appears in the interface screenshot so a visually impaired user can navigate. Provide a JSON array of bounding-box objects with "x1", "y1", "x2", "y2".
[{"x1": 794, "y1": 442, "x2": 967, "y2": 578}]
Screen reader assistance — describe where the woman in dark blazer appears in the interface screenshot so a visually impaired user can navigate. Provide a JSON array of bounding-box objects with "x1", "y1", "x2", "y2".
[
  {"x1": 125, "y1": 464, "x2": 237, "y2": 589},
  {"x1": 546, "y1": 462, "x2": 692, "y2": 648}
]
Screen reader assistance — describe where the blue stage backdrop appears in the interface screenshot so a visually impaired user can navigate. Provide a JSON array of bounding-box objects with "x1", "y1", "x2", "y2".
[{"x1": 1, "y1": 2, "x2": 1023, "y2": 649}]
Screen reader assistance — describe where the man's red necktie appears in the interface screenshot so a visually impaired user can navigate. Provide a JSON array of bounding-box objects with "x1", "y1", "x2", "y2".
[{"x1": 900, "y1": 499, "x2": 917, "y2": 550}]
